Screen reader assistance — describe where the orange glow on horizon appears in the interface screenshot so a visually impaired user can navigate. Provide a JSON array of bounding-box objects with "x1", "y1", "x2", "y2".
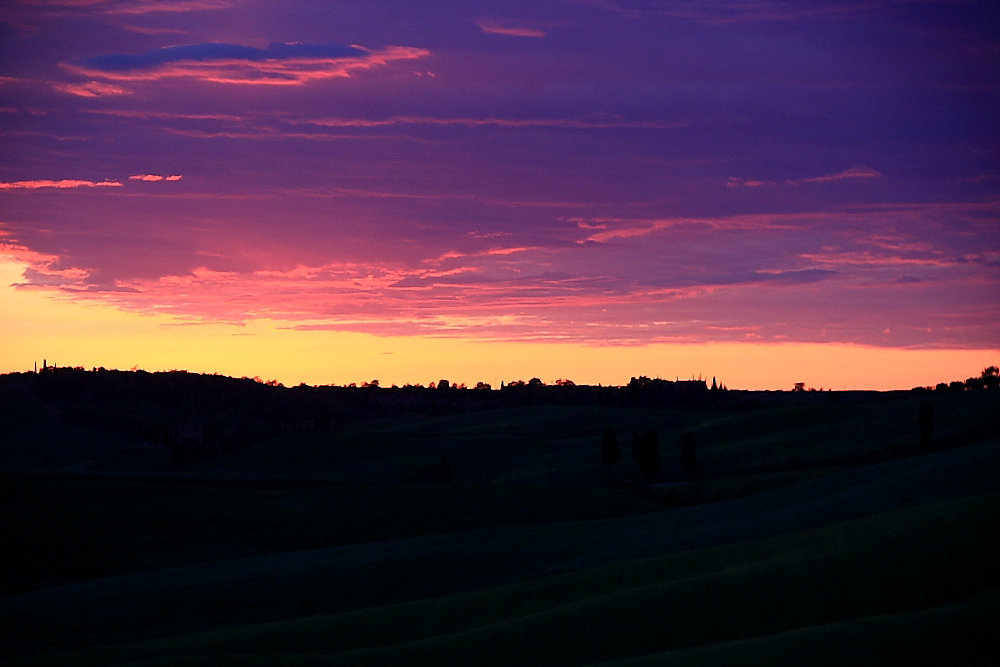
[{"x1": 1, "y1": 259, "x2": 995, "y2": 391}]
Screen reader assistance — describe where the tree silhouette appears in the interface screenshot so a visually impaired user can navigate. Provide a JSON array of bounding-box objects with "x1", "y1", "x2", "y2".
[{"x1": 631, "y1": 430, "x2": 660, "y2": 481}]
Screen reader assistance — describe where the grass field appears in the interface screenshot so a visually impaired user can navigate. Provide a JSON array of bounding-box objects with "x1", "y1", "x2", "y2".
[
  {"x1": 1, "y1": 387, "x2": 997, "y2": 665},
  {"x1": 6, "y1": 492, "x2": 998, "y2": 666}
]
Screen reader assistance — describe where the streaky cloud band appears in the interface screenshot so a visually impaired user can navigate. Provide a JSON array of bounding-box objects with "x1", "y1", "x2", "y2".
[
  {"x1": 0, "y1": 179, "x2": 122, "y2": 189},
  {"x1": 81, "y1": 42, "x2": 367, "y2": 72},
  {"x1": 727, "y1": 166, "x2": 882, "y2": 188},
  {"x1": 129, "y1": 174, "x2": 182, "y2": 181},
  {"x1": 65, "y1": 42, "x2": 430, "y2": 85},
  {"x1": 300, "y1": 115, "x2": 686, "y2": 130}
]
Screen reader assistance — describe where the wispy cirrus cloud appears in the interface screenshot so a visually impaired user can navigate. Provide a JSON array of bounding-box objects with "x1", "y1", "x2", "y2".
[
  {"x1": 129, "y1": 173, "x2": 182, "y2": 181},
  {"x1": 578, "y1": 214, "x2": 797, "y2": 243},
  {"x1": 119, "y1": 23, "x2": 188, "y2": 34},
  {"x1": 5, "y1": 197, "x2": 995, "y2": 347},
  {"x1": 53, "y1": 80, "x2": 129, "y2": 97},
  {"x1": 657, "y1": 1, "x2": 882, "y2": 25},
  {"x1": 7, "y1": 250, "x2": 956, "y2": 346},
  {"x1": 300, "y1": 115, "x2": 686, "y2": 130},
  {"x1": 83, "y1": 109, "x2": 245, "y2": 122},
  {"x1": 79, "y1": 111, "x2": 685, "y2": 143},
  {"x1": 104, "y1": 0, "x2": 234, "y2": 14},
  {"x1": 65, "y1": 42, "x2": 430, "y2": 85},
  {"x1": 727, "y1": 166, "x2": 882, "y2": 188},
  {"x1": 81, "y1": 42, "x2": 364, "y2": 71},
  {"x1": 0, "y1": 179, "x2": 122, "y2": 189},
  {"x1": 799, "y1": 166, "x2": 882, "y2": 184},
  {"x1": 18, "y1": 0, "x2": 233, "y2": 11},
  {"x1": 16, "y1": 0, "x2": 107, "y2": 6},
  {"x1": 476, "y1": 19, "x2": 546, "y2": 37},
  {"x1": 567, "y1": 0, "x2": 878, "y2": 24},
  {"x1": 798, "y1": 249, "x2": 971, "y2": 270}
]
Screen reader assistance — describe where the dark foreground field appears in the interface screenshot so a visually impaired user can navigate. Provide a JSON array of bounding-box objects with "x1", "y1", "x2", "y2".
[{"x1": 1, "y1": 387, "x2": 998, "y2": 665}]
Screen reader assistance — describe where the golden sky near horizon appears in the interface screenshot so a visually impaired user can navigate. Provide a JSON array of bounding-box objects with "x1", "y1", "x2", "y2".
[{"x1": 3, "y1": 259, "x2": 993, "y2": 391}]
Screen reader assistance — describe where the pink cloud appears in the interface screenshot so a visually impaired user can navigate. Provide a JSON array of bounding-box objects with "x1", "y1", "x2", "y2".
[
  {"x1": 580, "y1": 214, "x2": 797, "y2": 243},
  {"x1": 119, "y1": 23, "x2": 188, "y2": 34},
  {"x1": 66, "y1": 45, "x2": 430, "y2": 86},
  {"x1": 726, "y1": 177, "x2": 777, "y2": 188},
  {"x1": 16, "y1": 0, "x2": 107, "y2": 6},
  {"x1": 6, "y1": 245, "x2": 994, "y2": 347},
  {"x1": 4, "y1": 199, "x2": 995, "y2": 348},
  {"x1": 301, "y1": 115, "x2": 685, "y2": 130},
  {"x1": 728, "y1": 166, "x2": 882, "y2": 188},
  {"x1": 155, "y1": 128, "x2": 433, "y2": 142},
  {"x1": 0, "y1": 235, "x2": 93, "y2": 287},
  {"x1": 128, "y1": 173, "x2": 181, "y2": 181},
  {"x1": 0, "y1": 179, "x2": 122, "y2": 189},
  {"x1": 84, "y1": 109, "x2": 245, "y2": 122},
  {"x1": 105, "y1": 0, "x2": 234, "y2": 14},
  {"x1": 53, "y1": 81, "x2": 129, "y2": 97},
  {"x1": 798, "y1": 250, "x2": 969, "y2": 269},
  {"x1": 476, "y1": 19, "x2": 546, "y2": 38},
  {"x1": 799, "y1": 165, "x2": 882, "y2": 183}
]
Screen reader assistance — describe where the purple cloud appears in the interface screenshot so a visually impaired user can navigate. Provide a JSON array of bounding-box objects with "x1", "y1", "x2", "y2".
[
  {"x1": 0, "y1": 179, "x2": 122, "y2": 189},
  {"x1": 65, "y1": 42, "x2": 430, "y2": 85},
  {"x1": 728, "y1": 166, "x2": 883, "y2": 188},
  {"x1": 476, "y1": 19, "x2": 547, "y2": 38},
  {"x1": 0, "y1": 0, "x2": 996, "y2": 352},
  {"x1": 80, "y1": 42, "x2": 367, "y2": 72}
]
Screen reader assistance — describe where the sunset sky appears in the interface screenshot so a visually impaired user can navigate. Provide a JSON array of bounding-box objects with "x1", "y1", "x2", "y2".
[{"x1": 1, "y1": 0, "x2": 997, "y2": 389}]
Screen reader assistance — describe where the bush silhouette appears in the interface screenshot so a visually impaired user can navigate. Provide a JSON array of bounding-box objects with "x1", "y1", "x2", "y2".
[
  {"x1": 681, "y1": 431, "x2": 697, "y2": 476},
  {"x1": 631, "y1": 430, "x2": 660, "y2": 481},
  {"x1": 601, "y1": 427, "x2": 621, "y2": 466}
]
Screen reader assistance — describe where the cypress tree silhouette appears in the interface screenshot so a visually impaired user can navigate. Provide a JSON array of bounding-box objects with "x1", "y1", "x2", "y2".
[
  {"x1": 919, "y1": 403, "x2": 934, "y2": 452},
  {"x1": 681, "y1": 431, "x2": 697, "y2": 476},
  {"x1": 631, "y1": 430, "x2": 660, "y2": 481},
  {"x1": 601, "y1": 427, "x2": 621, "y2": 465}
]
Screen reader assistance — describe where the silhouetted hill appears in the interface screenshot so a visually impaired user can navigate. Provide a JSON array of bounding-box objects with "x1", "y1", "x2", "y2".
[
  {"x1": 0, "y1": 368, "x2": 712, "y2": 468},
  {"x1": 1, "y1": 366, "x2": 997, "y2": 476},
  {"x1": 0, "y1": 367, "x2": 997, "y2": 665}
]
